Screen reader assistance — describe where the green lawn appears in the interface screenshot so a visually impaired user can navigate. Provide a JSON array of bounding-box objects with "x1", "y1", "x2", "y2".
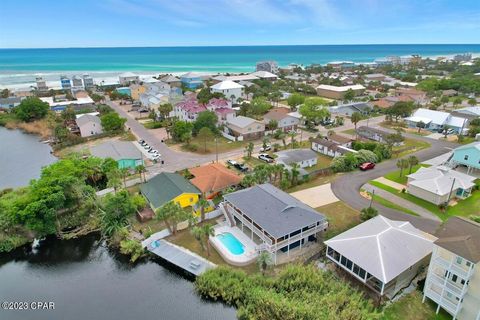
[
  {"x1": 372, "y1": 194, "x2": 419, "y2": 216},
  {"x1": 305, "y1": 154, "x2": 332, "y2": 172},
  {"x1": 341, "y1": 128, "x2": 356, "y2": 136},
  {"x1": 286, "y1": 174, "x2": 334, "y2": 193},
  {"x1": 384, "y1": 164, "x2": 428, "y2": 185},
  {"x1": 381, "y1": 291, "x2": 451, "y2": 320},
  {"x1": 316, "y1": 202, "x2": 361, "y2": 239},
  {"x1": 447, "y1": 190, "x2": 480, "y2": 218},
  {"x1": 392, "y1": 138, "x2": 431, "y2": 158},
  {"x1": 369, "y1": 180, "x2": 446, "y2": 220}
]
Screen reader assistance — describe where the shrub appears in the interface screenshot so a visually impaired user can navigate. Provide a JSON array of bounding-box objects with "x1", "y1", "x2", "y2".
[{"x1": 120, "y1": 239, "x2": 144, "y2": 262}]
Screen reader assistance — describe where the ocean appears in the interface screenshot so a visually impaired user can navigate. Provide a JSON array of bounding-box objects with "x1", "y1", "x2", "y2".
[{"x1": 0, "y1": 44, "x2": 479, "y2": 87}]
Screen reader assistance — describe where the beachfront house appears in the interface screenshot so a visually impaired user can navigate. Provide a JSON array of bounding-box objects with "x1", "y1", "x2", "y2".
[
  {"x1": 325, "y1": 215, "x2": 436, "y2": 299},
  {"x1": 90, "y1": 141, "x2": 144, "y2": 169},
  {"x1": 218, "y1": 183, "x2": 328, "y2": 265},
  {"x1": 255, "y1": 61, "x2": 278, "y2": 74},
  {"x1": 449, "y1": 142, "x2": 480, "y2": 175},
  {"x1": 210, "y1": 80, "x2": 244, "y2": 103},
  {"x1": 316, "y1": 84, "x2": 365, "y2": 100},
  {"x1": 180, "y1": 72, "x2": 203, "y2": 89},
  {"x1": 423, "y1": 217, "x2": 480, "y2": 320},
  {"x1": 263, "y1": 107, "x2": 299, "y2": 132},
  {"x1": 224, "y1": 116, "x2": 265, "y2": 141},
  {"x1": 250, "y1": 70, "x2": 278, "y2": 81},
  {"x1": 140, "y1": 172, "x2": 201, "y2": 211},
  {"x1": 160, "y1": 75, "x2": 182, "y2": 88},
  {"x1": 406, "y1": 166, "x2": 476, "y2": 205},
  {"x1": 0, "y1": 97, "x2": 23, "y2": 109},
  {"x1": 119, "y1": 72, "x2": 139, "y2": 85},
  {"x1": 404, "y1": 108, "x2": 468, "y2": 134},
  {"x1": 75, "y1": 114, "x2": 103, "y2": 138}
]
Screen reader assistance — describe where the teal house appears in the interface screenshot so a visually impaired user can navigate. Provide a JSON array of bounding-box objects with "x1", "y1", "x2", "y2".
[
  {"x1": 180, "y1": 72, "x2": 203, "y2": 89},
  {"x1": 451, "y1": 142, "x2": 480, "y2": 174},
  {"x1": 90, "y1": 141, "x2": 144, "y2": 169}
]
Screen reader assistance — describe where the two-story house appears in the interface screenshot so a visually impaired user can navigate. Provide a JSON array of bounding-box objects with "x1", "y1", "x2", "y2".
[{"x1": 263, "y1": 107, "x2": 299, "y2": 132}]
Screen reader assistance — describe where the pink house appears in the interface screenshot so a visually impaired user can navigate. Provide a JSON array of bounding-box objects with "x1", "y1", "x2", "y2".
[
  {"x1": 206, "y1": 98, "x2": 235, "y2": 124},
  {"x1": 173, "y1": 99, "x2": 207, "y2": 122}
]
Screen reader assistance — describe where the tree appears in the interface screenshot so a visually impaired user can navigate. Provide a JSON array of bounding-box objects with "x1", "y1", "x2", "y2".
[
  {"x1": 197, "y1": 88, "x2": 213, "y2": 104},
  {"x1": 443, "y1": 125, "x2": 450, "y2": 139},
  {"x1": 250, "y1": 97, "x2": 271, "y2": 116},
  {"x1": 287, "y1": 93, "x2": 305, "y2": 109},
  {"x1": 120, "y1": 239, "x2": 144, "y2": 262},
  {"x1": 101, "y1": 190, "x2": 136, "y2": 237},
  {"x1": 385, "y1": 131, "x2": 405, "y2": 149},
  {"x1": 158, "y1": 103, "x2": 173, "y2": 120},
  {"x1": 1, "y1": 88, "x2": 9, "y2": 98},
  {"x1": 298, "y1": 97, "x2": 330, "y2": 128},
  {"x1": 467, "y1": 98, "x2": 477, "y2": 106},
  {"x1": 106, "y1": 168, "x2": 122, "y2": 193},
  {"x1": 440, "y1": 95, "x2": 449, "y2": 109},
  {"x1": 386, "y1": 101, "x2": 414, "y2": 122},
  {"x1": 343, "y1": 89, "x2": 355, "y2": 102},
  {"x1": 135, "y1": 165, "x2": 146, "y2": 182},
  {"x1": 267, "y1": 119, "x2": 278, "y2": 131},
  {"x1": 416, "y1": 120, "x2": 426, "y2": 133},
  {"x1": 197, "y1": 127, "x2": 214, "y2": 152},
  {"x1": 193, "y1": 111, "x2": 218, "y2": 135},
  {"x1": 288, "y1": 131, "x2": 297, "y2": 149},
  {"x1": 14, "y1": 97, "x2": 50, "y2": 122},
  {"x1": 197, "y1": 198, "x2": 209, "y2": 222},
  {"x1": 155, "y1": 201, "x2": 186, "y2": 235},
  {"x1": 453, "y1": 97, "x2": 463, "y2": 109},
  {"x1": 327, "y1": 130, "x2": 335, "y2": 138},
  {"x1": 407, "y1": 155, "x2": 419, "y2": 174},
  {"x1": 360, "y1": 207, "x2": 378, "y2": 221},
  {"x1": 101, "y1": 112, "x2": 127, "y2": 132},
  {"x1": 171, "y1": 121, "x2": 193, "y2": 142},
  {"x1": 191, "y1": 226, "x2": 206, "y2": 251},
  {"x1": 290, "y1": 163, "x2": 300, "y2": 185},
  {"x1": 262, "y1": 137, "x2": 270, "y2": 150},
  {"x1": 396, "y1": 158, "x2": 409, "y2": 177},
  {"x1": 256, "y1": 251, "x2": 272, "y2": 275},
  {"x1": 61, "y1": 106, "x2": 76, "y2": 121},
  {"x1": 120, "y1": 167, "x2": 129, "y2": 188},
  {"x1": 245, "y1": 142, "x2": 254, "y2": 159},
  {"x1": 202, "y1": 224, "x2": 215, "y2": 256},
  {"x1": 350, "y1": 112, "x2": 362, "y2": 132}
]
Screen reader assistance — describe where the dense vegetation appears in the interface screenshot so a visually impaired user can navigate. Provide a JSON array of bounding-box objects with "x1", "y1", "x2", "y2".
[{"x1": 196, "y1": 265, "x2": 379, "y2": 320}]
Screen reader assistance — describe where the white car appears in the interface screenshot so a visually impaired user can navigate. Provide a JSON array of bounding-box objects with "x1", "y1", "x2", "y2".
[{"x1": 259, "y1": 144, "x2": 272, "y2": 152}]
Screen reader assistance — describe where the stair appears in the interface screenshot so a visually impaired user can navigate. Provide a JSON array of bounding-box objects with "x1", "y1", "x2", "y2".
[{"x1": 219, "y1": 203, "x2": 235, "y2": 227}]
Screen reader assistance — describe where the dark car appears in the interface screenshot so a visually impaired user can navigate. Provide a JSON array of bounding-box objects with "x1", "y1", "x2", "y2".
[
  {"x1": 235, "y1": 163, "x2": 249, "y2": 172},
  {"x1": 359, "y1": 162, "x2": 375, "y2": 171}
]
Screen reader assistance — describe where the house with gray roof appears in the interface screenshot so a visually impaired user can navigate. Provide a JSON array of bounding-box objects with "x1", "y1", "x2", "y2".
[
  {"x1": 224, "y1": 115, "x2": 265, "y2": 141},
  {"x1": 0, "y1": 97, "x2": 23, "y2": 109},
  {"x1": 76, "y1": 114, "x2": 103, "y2": 137},
  {"x1": 325, "y1": 215, "x2": 436, "y2": 298},
  {"x1": 221, "y1": 183, "x2": 328, "y2": 264},
  {"x1": 328, "y1": 102, "x2": 372, "y2": 117},
  {"x1": 275, "y1": 149, "x2": 318, "y2": 169},
  {"x1": 90, "y1": 141, "x2": 143, "y2": 169}
]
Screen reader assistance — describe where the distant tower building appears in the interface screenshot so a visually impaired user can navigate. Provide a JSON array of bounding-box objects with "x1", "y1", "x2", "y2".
[
  {"x1": 35, "y1": 77, "x2": 48, "y2": 92},
  {"x1": 60, "y1": 76, "x2": 72, "y2": 90},
  {"x1": 71, "y1": 75, "x2": 84, "y2": 92},
  {"x1": 82, "y1": 74, "x2": 94, "y2": 89},
  {"x1": 256, "y1": 61, "x2": 278, "y2": 74}
]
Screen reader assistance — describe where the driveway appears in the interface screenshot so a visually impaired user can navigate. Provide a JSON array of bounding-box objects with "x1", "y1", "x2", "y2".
[
  {"x1": 290, "y1": 183, "x2": 339, "y2": 208},
  {"x1": 331, "y1": 130, "x2": 459, "y2": 234}
]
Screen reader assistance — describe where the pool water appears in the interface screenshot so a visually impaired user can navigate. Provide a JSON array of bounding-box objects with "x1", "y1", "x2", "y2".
[{"x1": 217, "y1": 233, "x2": 245, "y2": 255}]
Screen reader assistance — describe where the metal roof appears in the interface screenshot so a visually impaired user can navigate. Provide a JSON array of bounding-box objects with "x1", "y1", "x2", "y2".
[
  {"x1": 407, "y1": 166, "x2": 476, "y2": 196},
  {"x1": 90, "y1": 141, "x2": 142, "y2": 161},
  {"x1": 325, "y1": 215, "x2": 436, "y2": 283},
  {"x1": 224, "y1": 183, "x2": 325, "y2": 239},
  {"x1": 275, "y1": 149, "x2": 318, "y2": 165}
]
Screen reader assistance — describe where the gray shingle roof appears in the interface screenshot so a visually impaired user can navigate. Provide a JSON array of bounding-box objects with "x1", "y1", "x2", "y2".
[
  {"x1": 76, "y1": 114, "x2": 101, "y2": 127},
  {"x1": 434, "y1": 217, "x2": 480, "y2": 263},
  {"x1": 90, "y1": 141, "x2": 142, "y2": 161},
  {"x1": 325, "y1": 215, "x2": 436, "y2": 283},
  {"x1": 275, "y1": 149, "x2": 317, "y2": 165},
  {"x1": 227, "y1": 116, "x2": 258, "y2": 128},
  {"x1": 224, "y1": 183, "x2": 325, "y2": 238}
]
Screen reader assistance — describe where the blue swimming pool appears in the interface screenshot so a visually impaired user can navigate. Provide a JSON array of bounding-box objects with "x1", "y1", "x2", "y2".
[{"x1": 217, "y1": 233, "x2": 245, "y2": 255}]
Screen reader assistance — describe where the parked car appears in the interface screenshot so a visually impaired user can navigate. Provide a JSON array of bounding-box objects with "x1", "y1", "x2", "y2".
[
  {"x1": 227, "y1": 160, "x2": 238, "y2": 167},
  {"x1": 151, "y1": 154, "x2": 161, "y2": 160},
  {"x1": 143, "y1": 144, "x2": 151, "y2": 150},
  {"x1": 446, "y1": 128, "x2": 455, "y2": 135},
  {"x1": 227, "y1": 160, "x2": 248, "y2": 172},
  {"x1": 138, "y1": 139, "x2": 145, "y2": 144},
  {"x1": 148, "y1": 149, "x2": 159, "y2": 154},
  {"x1": 258, "y1": 153, "x2": 275, "y2": 163},
  {"x1": 359, "y1": 162, "x2": 375, "y2": 171},
  {"x1": 320, "y1": 119, "x2": 334, "y2": 126},
  {"x1": 259, "y1": 144, "x2": 271, "y2": 152}
]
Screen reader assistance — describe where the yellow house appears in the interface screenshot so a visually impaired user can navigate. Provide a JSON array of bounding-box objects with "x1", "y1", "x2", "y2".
[
  {"x1": 130, "y1": 84, "x2": 146, "y2": 101},
  {"x1": 140, "y1": 172, "x2": 200, "y2": 211}
]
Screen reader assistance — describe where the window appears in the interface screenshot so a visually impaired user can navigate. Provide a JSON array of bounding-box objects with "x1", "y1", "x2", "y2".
[
  {"x1": 466, "y1": 261, "x2": 471, "y2": 267},
  {"x1": 346, "y1": 260, "x2": 353, "y2": 270},
  {"x1": 452, "y1": 274, "x2": 458, "y2": 282},
  {"x1": 341, "y1": 256, "x2": 347, "y2": 267},
  {"x1": 456, "y1": 257, "x2": 463, "y2": 265},
  {"x1": 464, "y1": 155, "x2": 469, "y2": 160}
]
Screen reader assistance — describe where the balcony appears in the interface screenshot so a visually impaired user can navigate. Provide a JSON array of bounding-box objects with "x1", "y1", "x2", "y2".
[
  {"x1": 424, "y1": 287, "x2": 459, "y2": 316},
  {"x1": 428, "y1": 273, "x2": 465, "y2": 298},
  {"x1": 433, "y1": 256, "x2": 472, "y2": 280}
]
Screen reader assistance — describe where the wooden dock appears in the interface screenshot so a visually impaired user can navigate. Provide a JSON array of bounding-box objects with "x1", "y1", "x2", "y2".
[{"x1": 147, "y1": 239, "x2": 216, "y2": 276}]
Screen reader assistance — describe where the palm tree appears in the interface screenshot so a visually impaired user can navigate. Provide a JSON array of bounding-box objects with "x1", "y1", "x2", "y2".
[
  {"x1": 396, "y1": 158, "x2": 409, "y2": 177},
  {"x1": 360, "y1": 207, "x2": 378, "y2": 221},
  {"x1": 407, "y1": 155, "x2": 419, "y2": 174},
  {"x1": 288, "y1": 131, "x2": 297, "y2": 149},
  {"x1": 191, "y1": 226, "x2": 205, "y2": 251},
  {"x1": 202, "y1": 224, "x2": 215, "y2": 256},
  {"x1": 245, "y1": 142, "x2": 254, "y2": 159},
  {"x1": 135, "y1": 164, "x2": 146, "y2": 182},
  {"x1": 257, "y1": 251, "x2": 272, "y2": 275},
  {"x1": 155, "y1": 201, "x2": 185, "y2": 235},
  {"x1": 290, "y1": 163, "x2": 300, "y2": 185},
  {"x1": 120, "y1": 167, "x2": 129, "y2": 188},
  {"x1": 351, "y1": 112, "x2": 362, "y2": 134},
  {"x1": 106, "y1": 169, "x2": 122, "y2": 193},
  {"x1": 197, "y1": 198, "x2": 209, "y2": 222}
]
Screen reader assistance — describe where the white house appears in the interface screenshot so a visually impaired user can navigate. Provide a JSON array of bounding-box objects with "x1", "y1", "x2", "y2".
[
  {"x1": 326, "y1": 215, "x2": 436, "y2": 299},
  {"x1": 210, "y1": 80, "x2": 244, "y2": 102},
  {"x1": 275, "y1": 149, "x2": 318, "y2": 168},
  {"x1": 119, "y1": 72, "x2": 139, "y2": 85},
  {"x1": 406, "y1": 166, "x2": 476, "y2": 205},
  {"x1": 405, "y1": 108, "x2": 468, "y2": 134},
  {"x1": 76, "y1": 114, "x2": 103, "y2": 137},
  {"x1": 263, "y1": 107, "x2": 299, "y2": 132},
  {"x1": 311, "y1": 138, "x2": 356, "y2": 158}
]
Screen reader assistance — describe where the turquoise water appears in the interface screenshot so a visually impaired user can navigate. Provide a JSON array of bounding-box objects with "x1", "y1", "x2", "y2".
[
  {"x1": 0, "y1": 44, "x2": 479, "y2": 86},
  {"x1": 217, "y1": 232, "x2": 245, "y2": 255}
]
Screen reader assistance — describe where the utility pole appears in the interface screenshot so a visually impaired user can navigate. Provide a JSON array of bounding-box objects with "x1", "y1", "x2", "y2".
[
  {"x1": 215, "y1": 137, "x2": 218, "y2": 163},
  {"x1": 369, "y1": 189, "x2": 375, "y2": 208},
  {"x1": 446, "y1": 178, "x2": 456, "y2": 205}
]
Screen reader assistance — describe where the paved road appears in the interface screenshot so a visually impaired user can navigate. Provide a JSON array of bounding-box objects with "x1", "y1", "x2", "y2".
[{"x1": 331, "y1": 132, "x2": 458, "y2": 234}]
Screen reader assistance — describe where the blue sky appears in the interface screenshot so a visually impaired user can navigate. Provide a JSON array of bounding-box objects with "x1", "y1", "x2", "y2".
[{"x1": 0, "y1": 0, "x2": 479, "y2": 48}]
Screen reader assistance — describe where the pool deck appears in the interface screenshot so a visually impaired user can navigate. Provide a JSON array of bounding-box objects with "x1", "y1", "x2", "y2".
[
  {"x1": 147, "y1": 239, "x2": 216, "y2": 276},
  {"x1": 210, "y1": 224, "x2": 258, "y2": 266}
]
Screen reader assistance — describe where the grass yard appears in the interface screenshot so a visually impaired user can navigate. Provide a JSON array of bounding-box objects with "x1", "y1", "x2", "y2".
[
  {"x1": 384, "y1": 164, "x2": 428, "y2": 185},
  {"x1": 287, "y1": 174, "x2": 335, "y2": 193},
  {"x1": 392, "y1": 138, "x2": 430, "y2": 158},
  {"x1": 381, "y1": 291, "x2": 451, "y2": 320},
  {"x1": 369, "y1": 180, "x2": 446, "y2": 220},
  {"x1": 447, "y1": 190, "x2": 480, "y2": 218},
  {"x1": 372, "y1": 194, "x2": 418, "y2": 216},
  {"x1": 316, "y1": 202, "x2": 361, "y2": 239},
  {"x1": 181, "y1": 136, "x2": 245, "y2": 154},
  {"x1": 305, "y1": 154, "x2": 332, "y2": 172},
  {"x1": 341, "y1": 128, "x2": 356, "y2": 136},
  {"x1": 241, "y1": 156, "x2": 267, "y2": 169}
]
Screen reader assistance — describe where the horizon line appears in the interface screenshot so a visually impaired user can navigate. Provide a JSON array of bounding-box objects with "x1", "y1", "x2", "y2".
[{"x1": 1, "y1": 43, "x2": 480, "y2": 50}]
